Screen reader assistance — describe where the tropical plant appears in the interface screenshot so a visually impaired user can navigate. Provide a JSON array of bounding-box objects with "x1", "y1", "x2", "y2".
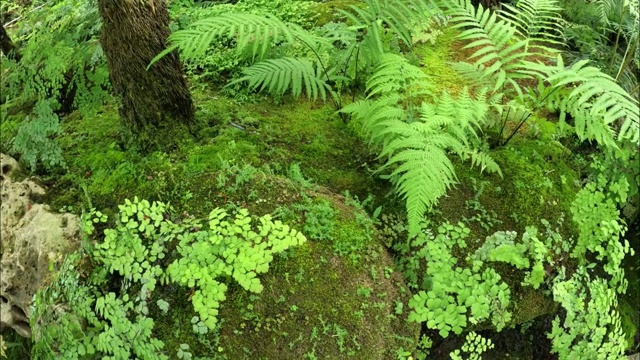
[
  {"x1": 343, "y1": 54, "x2": 500, "y2": 235},
  {"x1": 548, "y1": 267, "x2": 628, "y2": 359},
  {"x1": 439, "y1": 0, "x2": 640, "y2": 146},
  {"x1": 404, "y1": 222, "x2": 512, "y2": 337}
]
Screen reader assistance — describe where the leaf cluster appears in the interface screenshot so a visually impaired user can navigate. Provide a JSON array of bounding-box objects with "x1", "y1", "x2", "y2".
[
  {"x1": 405, "y1": 222, "x2": 512, "y2": 337},
  {"x1": 165, "y1": 207, "x2": 307, "y2": 329}
]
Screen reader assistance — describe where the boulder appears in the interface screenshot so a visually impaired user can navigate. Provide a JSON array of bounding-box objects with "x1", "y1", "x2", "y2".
[{"x1": 0, "y1": 154, "x2": 81, "y2": 337}]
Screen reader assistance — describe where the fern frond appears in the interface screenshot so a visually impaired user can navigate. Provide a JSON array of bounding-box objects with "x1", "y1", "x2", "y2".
[
  {"x1": 366, "y1": 53, "x2": 432, "y2": 98},
  {"x1": 499, "y1": 0, "x2": 565, "y2": 47},
  {"x1": 339, "y1": 0, "x2": 433, "y2": 57},
  {"x1": 230, "y1": 58, "x2": 333, "y2": 101},
  {"x1": 465, "y1": 150, "x2": 503, "y2": 176},
  {"x1": 439, "y1": 0, "x2": 535, "y2": 95},
  {"x1": 532, "y1": 55, "x2": 640, "y2": 143},
  {"x1": 154, "y1": 13, "x2": 318, "y2": 65}
]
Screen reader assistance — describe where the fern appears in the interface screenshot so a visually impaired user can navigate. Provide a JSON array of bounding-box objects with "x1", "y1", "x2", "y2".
[
  {"x1": 339, "y1": 0, "x2": 433, "y2": 56},
  {"x1": 154, "y1": 13, "x2": 319, "y2": 64},
  {"x1": 532, "y1": 56, "x2": 640, "y2": 144},
  {"x1": 343, "y1": 55, "x2": 498, "y2": 236},
  {"x1": 440, "y1": 0, "x2": 639, "y2": 146},
  {"x1": 499, "y1": 0, "x2": 564, "y2": 46},
  {"x1": 440, "y1": 0, "x2": 537, "y2": 97},
  {"x1": 228, "y1": 57, "x2": 334, "y2": 101},
  {"x1": 365, "y1": 53, "x2": 432, "y2": 98}
]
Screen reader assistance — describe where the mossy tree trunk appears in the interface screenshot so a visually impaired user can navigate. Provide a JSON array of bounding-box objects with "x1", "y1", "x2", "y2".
[{"x1": 97, "y1": 0, "x2": 194, "y2": 149}]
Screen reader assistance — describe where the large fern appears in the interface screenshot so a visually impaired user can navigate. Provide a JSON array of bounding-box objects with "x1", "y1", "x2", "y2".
[
  {"x1": 440, "y1": 0, "x2": 639, "y2": 146},
  {"x1": 152, "y1": 13, "x2": 321, "y2": 63},
  {"x1": 531, "y1": 56, "x2": 640, "y2": 144},
  {"x1": 339, "y1": 0, "x2": 433, "y2": 56},
  {"x1": 229, "y1": 57, "x2": 334, "y2": 101},
  {"x1": 342, "y1": 54, "x2": 499, "y2": 236}
]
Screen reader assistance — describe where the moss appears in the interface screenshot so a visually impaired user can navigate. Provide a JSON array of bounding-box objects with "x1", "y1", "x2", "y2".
[
  {"x1": 192, "y1": 90, "x2": 384, "y2": 198},
  {"x1": 439, "y1": 138, "x2": 581, "y2": 241},
  {"x1": 148, "y1": 173, "x2": 419, "y2": 359},
  {"x1": 411, "y1": 27, "x2": 468, "y2": 96},
  {"x1": 310, "y1": 0, "x2": 362, "y2": 26},
  {"x1": 619, "y1": 298, "x2": 638, "y2": 351},
  {"x1": 216, "y1": 240, "x2": 419, "y2": 359}
]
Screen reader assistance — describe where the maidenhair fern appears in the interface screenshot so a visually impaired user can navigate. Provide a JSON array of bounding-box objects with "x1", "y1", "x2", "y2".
[{"x1": 166, "y1": 207, "x2": 307, "y2": 329}]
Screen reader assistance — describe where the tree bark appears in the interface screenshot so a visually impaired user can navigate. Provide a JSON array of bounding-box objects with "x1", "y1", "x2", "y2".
[
  {"x1": 0, "y1": 25, "x2": 21, "y2": 62},
  {"x1": 97, "y1": 0, "x2": 194, "y2": 149}
]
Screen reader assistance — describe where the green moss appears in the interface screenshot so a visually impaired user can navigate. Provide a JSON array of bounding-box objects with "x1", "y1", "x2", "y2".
[
  {"x1": 412, "y1": 27, "x2": 468, "y2": 96},
  {"x1": 310, "y1": 0, "x2": 362, "y2": 26},
  {"x1": 192, "y1": 91, "x2": 383, "y2": 198},
  {"x1": 147, "y1": 173, "x2": 419, "y2": 359},
  {"x1": 440, "y1": 138, "x2": 581, "y2": 240},
  {"x1": 619, "y1": 298, "x2": 638, "y2": 350}
]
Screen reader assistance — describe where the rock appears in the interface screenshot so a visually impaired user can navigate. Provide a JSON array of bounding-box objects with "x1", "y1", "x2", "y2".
[{"x1": 0, "y1": 154, "x2": 81, "y2": 337}]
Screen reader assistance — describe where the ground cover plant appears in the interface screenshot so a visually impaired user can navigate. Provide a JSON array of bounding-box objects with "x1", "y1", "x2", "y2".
[{"x1": 0, "y1": 0, "x2": 638, "y2": 359}]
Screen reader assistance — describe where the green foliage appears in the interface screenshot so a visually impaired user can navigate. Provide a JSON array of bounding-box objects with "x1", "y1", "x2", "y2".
[
  {"x1": 449, "y1": 331, "x2": 494, "y2": 360},
  {"x1": 2, "y1": 0, "x2": 109, "y2": 170},
  {"x1": 404, "y1": 222, "x2": 512, "y2": 337},
  {"x1": 12, "y1": 99, "x2": 65, "y2": 169},
  {"x1": 32, "y1": 198, "x2": 307, "y2": 358},
  {"x1": 338, "y1": 0, "x2": 433, "y2": 57},
  {"x1": 161, "y1": 0, "x2": 433, "y2": 102},
  {"x1": 532, "y1": 55, "x2": 640, "y2": 145},
  {"x1": 548, "y1": 268, "x2": 628, "y2": 359},
  {"x1": 230, "y1": 57, "x2": 334, "y2": 101},
  {"x1": 31, "y1": 253, "x2": 168, "y2": 360},
  {"x1": 165, "y1": 207, "x2": 307, "y2": 329},
  {"x1": 570, "y1": 176, "x2": 634, "y2": 292},
  {"x1": 440, "y1": 0, "x2": 640, "y2": 146},
  {"x1": 343, "y1": 54, "x2": 500, "y2": 236},
  {"x1": 293, "y1": 196, "x2": 337, "y2": 241},
  {"x1": 93, "y1": 198, "x2": 169, "y2": 295},
  {"x1": 473, "y1": 219, "x2": 572, "y2": 289}
]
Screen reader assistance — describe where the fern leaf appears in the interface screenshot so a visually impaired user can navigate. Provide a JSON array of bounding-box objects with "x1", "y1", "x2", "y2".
[
  {"x1": 230, "y1": 58, "x2": 333, "y2": 101},
  {"x1": 155, "y1": 13, "x2": 318, "y2": 65},
  {"x1": 366, "y1": 53, "x2": 432, "y2": 98},
  {"x1": 339, "y1": 0, "x2": 433, "y2": 57},
  {"x1": 532, "y1": 55, "x2": 640, "y2": 144},
  {"x1": 499, "y1": 0, "x2": 564, "y2": 47}
]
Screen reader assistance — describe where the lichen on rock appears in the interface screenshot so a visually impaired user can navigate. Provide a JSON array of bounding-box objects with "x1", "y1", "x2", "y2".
[{"x1": 0, "y1": 154, "x2": 81, "y2": 338}]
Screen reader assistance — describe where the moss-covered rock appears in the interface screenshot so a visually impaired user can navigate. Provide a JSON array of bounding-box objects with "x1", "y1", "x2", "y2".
[
  {"x1": 425, "y1": 138, "x2": 582, "y2": 329},
  {"x1": 142, "y1": 169, "x2": 419, "y2": 359}
]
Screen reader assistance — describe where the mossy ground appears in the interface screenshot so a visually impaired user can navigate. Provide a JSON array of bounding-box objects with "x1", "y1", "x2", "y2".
[
  {"x1": 3, "y1": 11, "x2": 636, "y2": 359},
  {"x1": 145, "y1": 171, "x2": 419, "y2": 359}
]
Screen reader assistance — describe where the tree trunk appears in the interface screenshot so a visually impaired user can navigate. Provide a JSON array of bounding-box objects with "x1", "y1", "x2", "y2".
[
  {"x1": 0, "y1": 26, "x2": 21, "y2": 62},
  {"x1": 97, "y1": 0, "x2": 194, "y2": 149}
]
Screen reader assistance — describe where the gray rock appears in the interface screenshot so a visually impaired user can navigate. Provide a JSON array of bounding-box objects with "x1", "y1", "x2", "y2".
[{"x1": 0, "y1": 154, "x2": 80, "y2": 337}]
